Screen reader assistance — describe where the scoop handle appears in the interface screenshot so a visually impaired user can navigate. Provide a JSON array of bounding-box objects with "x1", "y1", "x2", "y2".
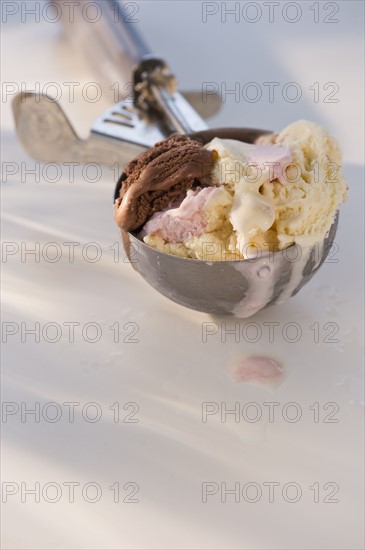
[
  {"x1": 55, "y1": 0, "x2": 208, "y2": 133},
  {"x1": 102, "y1": 0, "x2": 151, "y2": 62},
  {"x1": 54, "y1": 0, "x2": 150, "y2": 80}
]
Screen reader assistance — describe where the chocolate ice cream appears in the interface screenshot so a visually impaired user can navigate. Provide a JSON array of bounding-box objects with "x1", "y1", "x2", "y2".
[{"x1": 114, "y1": 135, "x2": 218, "y2": 231}]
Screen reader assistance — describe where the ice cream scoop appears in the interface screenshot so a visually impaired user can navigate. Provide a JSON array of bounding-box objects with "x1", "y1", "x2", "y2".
[
  {"x1": 115, "y1": 127, "x2": 340, "y2": 317},
  {"x1": 11, "y1": 7, "x2": 343, "y2": 316}
]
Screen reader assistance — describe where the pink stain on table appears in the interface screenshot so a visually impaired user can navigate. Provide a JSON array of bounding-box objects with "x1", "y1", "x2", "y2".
[{"x1": 228, "y1": 355, "x2": 284, "y2": 387}]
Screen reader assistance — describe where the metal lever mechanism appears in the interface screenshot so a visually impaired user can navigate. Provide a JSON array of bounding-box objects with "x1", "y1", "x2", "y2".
[{"x1": 133, "y1": 57, "x2": 208, "y2": 134}]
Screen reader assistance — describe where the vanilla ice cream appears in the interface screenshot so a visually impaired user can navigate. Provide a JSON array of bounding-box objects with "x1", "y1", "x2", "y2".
[{"x1": 115, "y1": 121, "x2": 348, "y2": 261}]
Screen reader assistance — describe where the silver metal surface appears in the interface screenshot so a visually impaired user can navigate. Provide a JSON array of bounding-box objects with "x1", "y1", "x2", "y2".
[
  {"x1": 91, "y1": 98, "x2": 167, "y2": 150},
  {"x1": 121, "y1": 221, "x2": 338, "y2": 317},
  {"x1": 133, "y1": 57, "x2": 208, "y2": 134},
  {"x1": 12, "y1": 90, "x2": 219, "y2": 166},
  {"x1": 54, "y1": 0, "x2": 150, "y2": 88},
  {"x1": 149, "y1": 85, "x2": 208, "y2": 133},
  {"x1": 92, "y1": 57, "x2": 209, "y2": 147},
  {"x1": 12, "y1": 92, "x2": 148, "y2": 166}
]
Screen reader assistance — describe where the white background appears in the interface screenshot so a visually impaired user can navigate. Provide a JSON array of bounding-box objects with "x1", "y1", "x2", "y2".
[{"x1": 1, "y1": 1, "x2": 364, "y2": 549}]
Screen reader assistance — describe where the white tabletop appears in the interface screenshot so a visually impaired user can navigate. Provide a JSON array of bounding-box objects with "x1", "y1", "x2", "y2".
[{"x1": 1, "y1": 1, "x2": 364, "y2": 549}]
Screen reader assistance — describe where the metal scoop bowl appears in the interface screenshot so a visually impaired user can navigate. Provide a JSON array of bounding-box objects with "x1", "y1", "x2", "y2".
[{"x1": 115, "y1": 127, "x2": 339, "y2": 317}]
